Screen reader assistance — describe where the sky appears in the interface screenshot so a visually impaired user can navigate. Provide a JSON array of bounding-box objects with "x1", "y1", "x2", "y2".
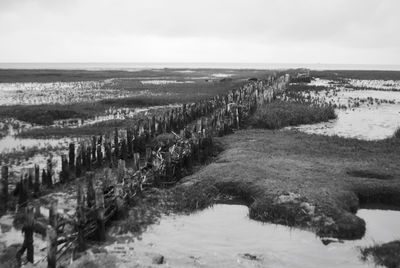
[{"x1": 0, "y1": 0, "x2": 399, "y2": 65}]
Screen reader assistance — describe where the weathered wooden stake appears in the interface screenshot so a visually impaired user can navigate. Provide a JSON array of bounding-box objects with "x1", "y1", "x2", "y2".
[
  {"x1": 33, "y1": 164, "x2": 40, "y2": 197},
  {"x1": 117, "y1": 160, "x2": 125, "y2": 183},
  {"x1": 46, "y1": 159, "x2": 53, "y2": 187},
  {"x1": 96, "y1": 144, "x2": 103, "y2": 167},
  {"x1": 61, "y1": 154, "x2": 69, "y2": 183},
  {"x1": 1, "y1": 166, "x2": 8, "y2": 211},
  {"x1": 69, "y1": 143, "x2": 75, "y2": 173},
  {"x1": 95, "y1": 187, "x2": 106, "y2": 241},
  {"x1": 16, "y1": 206, "x2": 34, "y2": 265},
  {"x1": 145, "y1": 147, "x2": 152, "y2": 164},
  {"x1": 86, "y1": 172, "x2": 95, "y2": 208},
  {"x1": 49, "y1": 199, "x2": 58, "y2": 229},
  {"x1": 76, "y1": 182, "x2": 86, "y2": 251},
  {"x1": 114, "y1": 128, "x2": 119, "y2": 158},
  {"x1": 120, "y1": 138, "x2": 127, "y2": 160},
  {"x1": 46, "y1": 225, "x2": 57, "y2": 268},
  {"x1": 92, "y1": 136, "x2": 97, "y2": 162},
  {"x1": 133, "y1": 153, "x2": 140, "y2": 171}
]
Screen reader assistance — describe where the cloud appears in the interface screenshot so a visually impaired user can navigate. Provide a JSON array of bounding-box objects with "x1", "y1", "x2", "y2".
[{"x1": 0, "y1": 0, "x2": 399, "y2": 64}]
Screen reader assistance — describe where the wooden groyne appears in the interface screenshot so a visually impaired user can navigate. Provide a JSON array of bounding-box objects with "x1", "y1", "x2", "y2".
[{"x1": 0, "y1": 74, "x2": 289, "y2": 267}]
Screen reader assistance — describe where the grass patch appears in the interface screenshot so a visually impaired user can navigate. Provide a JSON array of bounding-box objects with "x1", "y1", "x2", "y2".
[
  {"x1": 178, "y1": 129, "x2": 400, "y2": 239},
  {"x1": 170, "y1": 183, "x2": 219, "y2": 213},
  {"x1": 17, "y1": 119, "x2": 128, "y2": 138},
  {"x1": 0, "y1": 103, "x2": 100, "y2": 125},
  {"x1": 361, "y1": 240, "x2": 400, "y2": 268},
  {"x1": 249, "y1": 101, "x2": 336, "y2": 129}
]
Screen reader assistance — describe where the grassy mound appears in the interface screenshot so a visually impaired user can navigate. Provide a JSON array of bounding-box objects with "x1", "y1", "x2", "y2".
[
  {"x1": 249, "y1": 101, "x2": 336, "y2": 129},
  {"x1": 361, "y1": 241, "x2": 400, "y2": 268},
  {"x1": 177, "y1": 129, "x2": 400, "y2": 239}
]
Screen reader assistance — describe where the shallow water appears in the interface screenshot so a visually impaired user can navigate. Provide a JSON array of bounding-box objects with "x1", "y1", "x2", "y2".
[
  {"x1": 106, "y1": 205, "x2": 400, "y2": 268},
  {"x1": 292, "y1": 103, "x2": 400, "y2": 140},
  {"x1": 290, "y1": 81, "x2": 400, "y2": 140}
]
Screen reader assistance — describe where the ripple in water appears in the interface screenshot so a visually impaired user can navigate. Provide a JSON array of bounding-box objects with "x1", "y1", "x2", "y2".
[{"x1": 107, "y1": 205, "x2": 400, "y2": 268}]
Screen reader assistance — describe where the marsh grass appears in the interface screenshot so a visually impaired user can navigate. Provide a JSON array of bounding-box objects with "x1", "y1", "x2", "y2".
[
  {"x1": 0, "y1": 80, "x2": 246, "y2": 126},
  {"x1": 360, "y1": 241, "x2": 400, "y2": 268},
  {"x1": 392, "y1": 128, "x2": 400, "y2": 140},
  {"x1": 17, "y1": 119, "x2": 128, "y2": 138},
  {"x1": 249, "y1": 101, "x2": 336, "y2": 129},
  {"x1": 170, "y1": 183, "x2": 219, "y2": 213},
  {"x1": 312, "y1": 70, "x2": 400, "y2": 81}
]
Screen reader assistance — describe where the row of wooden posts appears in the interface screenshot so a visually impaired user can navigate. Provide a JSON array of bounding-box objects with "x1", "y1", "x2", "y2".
[{"x1": 0, "y1": 74, "x2": 290, "y2": 267}]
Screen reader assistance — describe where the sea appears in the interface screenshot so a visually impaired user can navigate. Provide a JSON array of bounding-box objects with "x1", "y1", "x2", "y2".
[{"x1": 0, "y1": 62, "x2": 400, "y2": 71}]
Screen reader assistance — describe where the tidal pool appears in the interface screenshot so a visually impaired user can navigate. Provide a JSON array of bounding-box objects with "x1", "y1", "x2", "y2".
[
  {"x1": 106, "y1": 205, "x2": 400, "y2": 268},
  {"x1": 291, "y1": 103, "x2": 400, "y2": 140},
  {"x1": 288, "y1": 83, "x2": 400, "y2": 140}
]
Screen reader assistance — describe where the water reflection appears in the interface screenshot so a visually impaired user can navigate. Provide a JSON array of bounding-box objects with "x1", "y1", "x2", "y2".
[{"x1": 107, "y1": 205, "x2": 400, "y2": 268}]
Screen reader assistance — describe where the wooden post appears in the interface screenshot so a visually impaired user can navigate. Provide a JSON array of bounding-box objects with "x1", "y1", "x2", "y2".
[
  {"x1": 17, "y1": 177, "x2": 29, "y2": 210},
  {"x1": 95, "y1": 187, "x2": 106, "y2": 241},
  {"x1": 127, "y1": 129, "x2": 133, "y2": 159},
  {"x1": 114, "y1": 183, "x2": 124, "y2": 216},
  {"x1": 133, "y1": 153, "x2": 140, "y2": 171},
  {"x1": 92, "y1": 136, "x2": 97, "y2": 162},
  {"x1": 27, "y1": 168, "x2": 34, "y2": 190},
  {"x1": 164, "y1": 152, "x2": 172, "y2": 180},
  {"x1": 76, "y1": 182, "x2": 86, "y2": 252},
  {"x1": 17, "y1": 206, "x2": 34, "y2": 265},
  {"x1": 86, "y1": 146, "x2": 92, "y2": 171},
  {"x1": 46, "y1": 159, "x2": 53, "y2": 187},
  {"x1": 69, "y1": 143, "x2": 75, "y2": 173},
  {"x1": 34, "y1": 202, "x2": 41, "y2": 218},
  {"x1": 49, "y1": 199, "x2": 58, "y2": 229},
  {"x1": 120, "y1": 138, "x2": 127, "y2": 160},
  {"x1": 1, "y1": 166, "x2": 8, "y2": 212},
  {"x1": 42, "y1": 169, "x2": 48, "y2": 188},
  {"x1": 114, "y1": 128, "x2": 119, "y2": 158},
  {"x1": 46, "y1": 225, "x2": 57, "y2": 268},
  {"x1": 33, "y1": 164, "x2": 40, "y2": 197},
  {"x1": 117, "y1": 160, "x2": 125, "y2": 183},
  {"x1": 76, "y1": 147, "x2": 82, "y2": 178},
  {"x1": 103, "y1": 168, "x2": 112, "y2": 189},
  {"x1": 145, "y1": 147, "x2": 152, "y2": 164},
  {"x1": 96, "y1": 144, "x2": 103, "y2": 167},
  {"x1": 86, "y1": 172, "x2": 95, "y2": 208},
  {"x1": 81, "y1": 144, "x2": 87, "y2": 170},
  {"x1": 61, "y1": 154, "x2": 69, "y2": 183},
  {"x1": 150, "y1": 115, "x2": 156, "y2": 137}
]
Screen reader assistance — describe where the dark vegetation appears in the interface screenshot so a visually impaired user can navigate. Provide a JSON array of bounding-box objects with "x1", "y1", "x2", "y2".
[
  {"x1": 249, "y1": 101, "x2": 336, "y2": 129},
  {"x1": 0, "y1": 104, "x2": 90, "y2": 125},
  {"x1": 311, "y1": 70, "x2": 400, "y2": 81},
  {"x1": 17, "y1": 119, "x2": 128, "y2": 138},
  {"x1": 361, "y1": 241, "x2": 400, "y2": 268},
  {"x1": 0, "y1": 77, "x2": 248, "y2": 126},
  {"x1": 0, "y1": 68, "x2": 271, "y2": 83}
]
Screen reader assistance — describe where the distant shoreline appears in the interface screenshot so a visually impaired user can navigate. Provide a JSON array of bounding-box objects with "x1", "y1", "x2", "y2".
[{"x1": 1, "y1": 62, "x2": 400, "y2": 71}]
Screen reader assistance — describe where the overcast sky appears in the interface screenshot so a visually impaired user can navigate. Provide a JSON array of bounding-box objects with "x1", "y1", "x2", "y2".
[{"x1": 0, "y1": 0, "x2": 399, "y2": 65}]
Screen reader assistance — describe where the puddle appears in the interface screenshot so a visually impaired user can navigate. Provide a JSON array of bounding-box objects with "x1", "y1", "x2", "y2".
[
  {"x1": 106, "y1": 205, "x2": 400, "y2": 268},
  {"x1": 291, "y1": 104, "x2": 400, "y2": 140},
  {"x1": 288, "y1": 79, "x2": 400, "y2": 140}
]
